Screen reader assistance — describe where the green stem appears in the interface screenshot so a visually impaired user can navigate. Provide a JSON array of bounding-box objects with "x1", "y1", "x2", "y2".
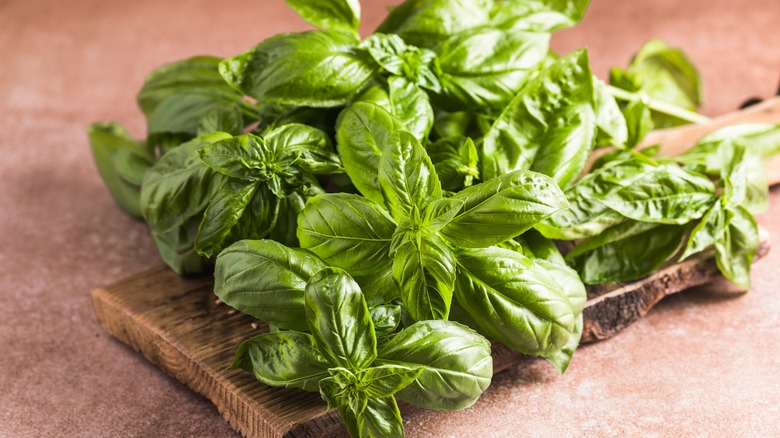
[{"x1": 607, "y1": 85, "x2": 710, "y2": 125}]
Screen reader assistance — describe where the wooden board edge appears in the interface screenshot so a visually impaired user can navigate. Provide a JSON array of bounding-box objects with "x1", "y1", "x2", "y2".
[{"x1": 91, "y1": 285, "x2": 297, "y2": 438}]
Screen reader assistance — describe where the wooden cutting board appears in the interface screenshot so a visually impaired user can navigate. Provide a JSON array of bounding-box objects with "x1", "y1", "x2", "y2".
[{"x1": 92, "y1": 97, "x2": 780, "y2": 438}]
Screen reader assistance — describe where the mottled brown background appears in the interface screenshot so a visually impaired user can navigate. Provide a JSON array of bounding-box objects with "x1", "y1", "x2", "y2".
[{"x1": 1, "y1": 0, "x2": 779, "y2": 436}]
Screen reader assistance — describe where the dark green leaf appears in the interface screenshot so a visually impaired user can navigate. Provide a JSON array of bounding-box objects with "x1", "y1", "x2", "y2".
[
  {"x1": 196, "y1": 105, "x2": 244, "y2": 136},
  {"x1": 358, "y1": 34, "x2": 441, "y2": 92},
  {"x1": 305, "y1": 268, "x2": 377, "y2": 370},
  {"x1": 481, "y1": 49, "x2": 596, "y2": 186},
  {"x1": 298, "y1": 193, "x2": 396, "y2": 276},
  {"x1": 285, "y1": 0, "x2": 360, "y2": 36},
  {"x1": 379, "y1": 130, "x2": 442, "y2": 221},
  {"x1": 426, "y1": 136, "x2": 479, "y2": 191},
  {"x1": 219, "y1": 31, "x2": 376, "y2": 107},
  {"x1": 566, "y1": 220, "x2": 691, "y2": 284},
  {"x1": 336, "y1": 102, "x2": 405, "y2": 203},
  {"x1": 455, "y1": 247, "x2": 577, "y2": 356},
  {"x1": 150, "y1": 216, "x2": 211, "y2": 275},
  {"x1": 441, "y1": 170, "x2": 568, "y2": 247},
  {"x1": 214, "y1": 239, "x2": 327, "y2": 331},
  {"x1": 435, "y1": 28, "x2": 550, "y2": 110},
  {"x1": 265, "y1": 123, "x2": 342, "y2": 175},
  {"x1": 194, "y1": 180, "x2": 260, "y2": 258},
  {"x1": 88, "y1": 122, "x2": 154, "y2": 217},
  {"x1": 376, "y1": 320, "x2": 493, "y2": 410},
  {"x1": 392, "y1": 234, "x2": 456, "y2": 321},
  {"x1": 141, "y1": 132, "x2": 232, "y2": 237},
  {"x1": 715, "y1": 205, "x2": 759, "y2": 290},
  {"x1": 198, "y1": 134, "x2": 265, "y2": 181},
  {"x1": 230, "y1": 332, "x2": 329, "y2": 391}
]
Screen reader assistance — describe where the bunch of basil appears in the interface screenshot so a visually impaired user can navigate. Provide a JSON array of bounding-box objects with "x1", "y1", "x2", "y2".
[{"x1": 88, "y1": 0, "x2": 780, "y2": 436}]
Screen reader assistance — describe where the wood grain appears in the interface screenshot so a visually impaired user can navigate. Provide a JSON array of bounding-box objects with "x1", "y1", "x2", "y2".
[{"x1": 91, "y1": 231, "x2": 769, "y2": 437}]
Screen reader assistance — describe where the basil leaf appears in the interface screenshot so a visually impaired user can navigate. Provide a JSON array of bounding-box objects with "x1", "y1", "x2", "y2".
[
  {"x1": 358, "y1": 34, "x2": 441, "y2": 92},
  {"x1": 137, "y1": 56, "x2": 238, "y2": 117},
  {"x1": 196, "y1": 105, "x2": 243, "y2": 136},
  {"x1": 194, "y1": 180, "x2": 260, "y2": 258},
  {"x1": 230, "y1": 332, "x2": 329, "y2": 392},
  {"x1": 598, "y1": 164, "x2": 715, "y2": 224},
  {"x1": 535, "y1": 159, "x2": 657, "y2": 239},
  {"x1": 353, "y1": 267, "x2": 399, "y2": 307},
  {"x1": 481, "y1": 49, "x2": 596, "y2": 186},
  {"x1": 141, "y1": 132, "x2": 232, "y2": 243},
  {"x1": 198, "y1": 134, "x2": 264, "y2": 181},
  {"x1": 694, "y1": 123, "x2": 780, "y2": 162},
  {"x1": 285, "y1": 0, "x2": 360, "y2": 36},
  {"x1": 268, "y1": 191, "x2": 307, "y2": 247},
  {"x1": 715, "y1": 205, "x2": 759, "y2": 290},
  {"x1": 150, "y1": 216, "x2": 211, "y2": 275},
  {"x1": 376, "y1": 0, "x2": 493, "y2": 49},
  {"x1": 320, "y1": 368, "x2": 367, "y2": 413},
  {"x1": 388, "y1": 76, "x2": 434, "y2": 140},
  {"x1": 370, "y1": 305, "x2": 402, "y2": 338},
  {"x1": 376, "y1": 320, "x2": 493, "y2": 410},
  {"x1": 264, "y1": 123, "x2": 342, "y2": 175},
  {"x1": 88, "y1": 122, "x2": 154, "y2": 217},
  {"x1": 490, "y1": 0, "x2": 591, "y2": 32},
  {"x1": 423, "y1": 198, "x2": 465, "y2": 233},
  {"x1": 435, "y1": 28, "x2": 550, "y2": 110},
  {"x1": 336, "y1": 102, "x2": 405, "y2": 204},
  {"x1": 426, "y1": 136, "x2": 479, "y2": 192},
  {"x1": 618, "y1": 39, "x2": 703, "y2": 128},
  {"x1": 392, "y1": 234, "x2": 456, "y2": 321},
  {"x1": 592, "y1": 78, "x2": 628, "y2": 147},
  {"x1": 379, "y1": 130, "x2": 442, "y2": 222},
  {"x1": 566, "y1": 220, "x2": 691, "y2": 284},
  {"x1": 219, "y1": 31, "x2": 376, "y2": 107},
  {"x1": 440, "y1": 170, "x2": 568, "y2": 247},
  {"x1": 214, "y1": 239, "x2": 327, "y2": 331},
  {"x1": 455, "y1": 247, "x2": 577, "y2": 356},
  {"x1": 137, "y1": 56, "x2": 258, "y2": 137},
  {"x1": 298, "y1": 193, "x2": 396, "y2": 277},
  {"x1": 543, "y1": 314, "x2": 583, "y2": 374},
  {"x1": 718, "y1": 140, "x2": 748, "y2": 208},
  {"x1": 305, "y1": 268, "x2": 377, "y2": 370},
  {"x1": 679, "y1": 201, "x2": 731, "y2": 261},
  {"x1": 357, "y1": 397, "x2": 404, "y2": 438},
  {"x1": 621, "y1": 98, "x2": 654, "y2": 148},
  {"x1": 358, "y1": 364, "x2": 422, "y2": 398}
]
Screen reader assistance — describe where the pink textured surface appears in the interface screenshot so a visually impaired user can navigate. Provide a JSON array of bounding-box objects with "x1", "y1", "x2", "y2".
[{"x1": 1, "y1": 0, "x2": 779, "y2": 436}]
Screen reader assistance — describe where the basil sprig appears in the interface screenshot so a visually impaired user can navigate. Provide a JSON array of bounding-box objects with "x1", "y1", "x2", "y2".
[{"x1": 228, "y1": 267, "x2": 492, "y2": 437}]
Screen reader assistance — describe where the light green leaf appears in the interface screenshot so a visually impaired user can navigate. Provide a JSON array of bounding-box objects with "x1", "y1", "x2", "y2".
[
  {"x1": 481, "y1": 49, "x2": 596, "y2": 186},
  {"x1": 376, "y1": 320, "x2": 493, "y2": 410},
  {"x1": 441, "y1": 170, "x2": 568, "y2": 247},
  {"x1": 392, "y1": 234, "x2": 456, "y2": 321},
  {"x1": 214, "y1": 240, "x2": 327, "y2": 331},
  {"x1": 336, "y1": 102, "x2": 405, "y2": 204},
  {"x1": 305, "y1": 268, "x2": 377, "y2": 371},
  {"x1": 379, "y1": 130, "x2": 442, "y2": 222},
  {"x1": 298, "y1": 193, "x2": 396, "y2": 277},
  {"x1": 715, "y1": 205, "x2": 759, "y2": 290},
  {"x1": 285, "y1": 0, "x2": 360, "y2": 36},
  {"x1": 219, "y1": 31, "x2": 376, "y2": 107},
  {"x1": 455, "y1": 247, "x2": 577, "y2": 356}
]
